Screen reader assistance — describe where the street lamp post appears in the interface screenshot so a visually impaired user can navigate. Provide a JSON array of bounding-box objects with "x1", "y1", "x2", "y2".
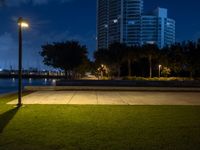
[
  {"x1": 101, "y1": 64, "x2": 104, "y2": 79},
  {"x1": 158, "y1": 65, "x2": 162, "y2": 78},
  {"x1": 17, "y1": 17, "x2": 29, "y2": 107}
]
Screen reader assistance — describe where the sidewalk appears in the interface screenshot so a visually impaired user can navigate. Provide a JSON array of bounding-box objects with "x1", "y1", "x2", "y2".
[{"x1": 8, "y1": 91, "x2": 200, "y2": 105}]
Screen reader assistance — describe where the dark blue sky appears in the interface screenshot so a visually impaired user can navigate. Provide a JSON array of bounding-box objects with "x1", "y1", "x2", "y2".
[{"x1": 0, "y1": 0, "x2": 200, "y2": 69}]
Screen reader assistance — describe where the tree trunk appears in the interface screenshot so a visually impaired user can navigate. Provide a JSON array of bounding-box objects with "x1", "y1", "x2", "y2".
[
  {"x1": 117, "y1": 66, "x2": 121, "y2": 79},
  {"x1": 128, "y1": 59, "x2": 131, "y2": 77},
  {"x1": 149, "y1": 55, "x2": 152, "y2": 78},
  {"x1": 65, "y1": 70, "x2": 68, "y2": 79},
  {"x1": 190, "y1": 71, "x2": 193, "y2": 79},
  {"x1": 72, "y1": 71, "x2": 76, "y2": 80}
]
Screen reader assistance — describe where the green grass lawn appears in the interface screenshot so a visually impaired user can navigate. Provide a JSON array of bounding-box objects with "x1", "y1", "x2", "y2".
[{"x1": 0, "y1": 93, "x2": 200, "y2": 150}]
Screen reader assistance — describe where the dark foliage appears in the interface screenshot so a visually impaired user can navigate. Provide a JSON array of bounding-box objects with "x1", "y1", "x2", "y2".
[
  {"x1": 40, "y1": 41, "x2": 89, "y2": 78},
  {"x1": 94, "y1": 40, "x2": 200, "y2": 78}
]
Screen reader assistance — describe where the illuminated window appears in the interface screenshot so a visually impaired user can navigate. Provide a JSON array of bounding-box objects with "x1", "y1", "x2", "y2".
[
  {"x1": 113, "y1": 19, "x2": 118, "y2": 23},
  {"x1": 128, "y1": 20, "x2": 135, "y2": 25}
]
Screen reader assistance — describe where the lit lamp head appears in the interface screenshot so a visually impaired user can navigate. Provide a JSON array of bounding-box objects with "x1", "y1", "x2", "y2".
[{"x1": 18, "y1": 17, "x2": 29, "y2": 28}]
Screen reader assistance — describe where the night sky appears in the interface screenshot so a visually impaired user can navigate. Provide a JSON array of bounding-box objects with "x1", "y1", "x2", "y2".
[{"x1": 0, "y1": 0, "x2": 200, "y2": 70}]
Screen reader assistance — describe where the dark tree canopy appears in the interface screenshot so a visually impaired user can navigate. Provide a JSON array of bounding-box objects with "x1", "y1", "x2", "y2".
[
  {"x1": 94, "y1": 43, "x2": 127, "y2": 77},
  {"x1": 94, "y1": 48, "x2": 110, "y2": 66},
  {"x1": 40, "y1": 41, "x2": 88, "y2": 77},
  {"x1": 94, "y1": 40, "x2": 200, "y2": 78}
]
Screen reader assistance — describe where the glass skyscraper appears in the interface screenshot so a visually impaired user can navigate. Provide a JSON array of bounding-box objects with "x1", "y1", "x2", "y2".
[{"x1": 97, "y1": 0, "x2": 175, "y2": 49}]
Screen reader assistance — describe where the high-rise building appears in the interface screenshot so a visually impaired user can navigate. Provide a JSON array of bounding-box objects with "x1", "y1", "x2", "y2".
[
  {"x1": 97, "y1": 0, "x2": 109, "y2": 49},
  {"x1": 97, "y1": 0, "x2": 175, "y2": 49},
  {"x1": 122, "y1": 0, "x2": 143, "y2": 45},
  {"x1": 141, "y1": 8, "x2": 175, "y2": 48}
]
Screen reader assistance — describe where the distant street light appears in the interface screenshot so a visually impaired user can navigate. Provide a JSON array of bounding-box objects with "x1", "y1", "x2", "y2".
[
  {"x1": 17, "y1": 17, "x2": 29, "y2": 107},
  {"x1": 100, "y1": 64, "x2": 105, "y2": 79},
  {"x1": 158, "y1": 65, "x2": 162, "y2": 78}
]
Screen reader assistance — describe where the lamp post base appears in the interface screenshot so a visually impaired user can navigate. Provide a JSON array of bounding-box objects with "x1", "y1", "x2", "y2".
[{"x1": 14, "y1": 104, "x2": 25, "y2": 108}]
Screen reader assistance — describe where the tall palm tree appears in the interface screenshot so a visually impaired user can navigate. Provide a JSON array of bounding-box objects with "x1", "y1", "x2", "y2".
[
  {"x1": 108, "y1": 42, "x2": 127, "y2": 78},
  {"x1": 124, "y1": 45, "x2": 140, "y2": 77},
  {"x1": 184, "y1": 41, "x2": 200, "y2": 78},
  {"x1": 166, "y1": 43, "x2": 186, "y2": 76},
  {"x1": 142, "y1": 44, "x2": 159, "y2": 78}
]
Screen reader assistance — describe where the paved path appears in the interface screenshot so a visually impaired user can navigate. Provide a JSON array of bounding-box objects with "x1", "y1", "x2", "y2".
[{"x1": 7, "y1": 91, "x2": 200, "y2": 105}]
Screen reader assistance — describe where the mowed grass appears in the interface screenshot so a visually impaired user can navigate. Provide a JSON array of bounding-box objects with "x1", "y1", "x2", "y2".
[{"x1": 0, "y1": 93, "x2": 200, "y2": 150}]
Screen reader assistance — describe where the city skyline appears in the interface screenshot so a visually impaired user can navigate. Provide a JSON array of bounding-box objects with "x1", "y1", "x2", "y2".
[
  {"x1": 97, "y1": 0, "x2": 175, "y2": 49},
  {"x1": 0, "y1": 0, "x2": 200, "y2": 69}
]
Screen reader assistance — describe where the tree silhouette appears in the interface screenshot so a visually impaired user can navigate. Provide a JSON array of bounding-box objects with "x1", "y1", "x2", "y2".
[
  {"x1": 40, "y1": 41, "x2": 88, "y2": 79},
  {"x1": 94, "y1": 48, "x2": 110, "y2": 67},
  {"x1": 124, "y1": 45, "x2": 140, "y2": 77},
  {"x1": 108, "y1": 43, "x2": 126, "y2": 78},
  {"x1": 184, "y1": 41, "x2": 200, "y2": 78},
  {"x1": 94, "y1": 40, "x2": 200, "y2": 78},
  {"x1": 166, "y1": 43, "x2": 186, "y2": 76},
  {"x1": 141, "y1": 44, "x2": 159, "y2": 78}
]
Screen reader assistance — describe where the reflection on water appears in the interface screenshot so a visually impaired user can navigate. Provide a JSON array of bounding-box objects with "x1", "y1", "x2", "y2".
[
  {"x1": 0, "y1": 78, "x2": 58, "y2": 94},
  {"x1": 44, "y1": 78, "x2": 47, "y2": 84},
  {"x1": 52, "y1": 79, "x2": 56, "y2": 86},
  {"x1": 29, "y1": 78, "x2": 32, "y2": 84}
]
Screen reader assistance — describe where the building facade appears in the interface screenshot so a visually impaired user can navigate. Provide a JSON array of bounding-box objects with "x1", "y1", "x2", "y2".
[{"x1": 97, "y1": 0, "x2": 175, "y2": 49}]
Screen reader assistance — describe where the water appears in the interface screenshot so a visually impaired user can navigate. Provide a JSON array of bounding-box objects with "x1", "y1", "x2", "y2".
[{"x1": 0, "y1": 78, "x2": 57, "y2": 94}]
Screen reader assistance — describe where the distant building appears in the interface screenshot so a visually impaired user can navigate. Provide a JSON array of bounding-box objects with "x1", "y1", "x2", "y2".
[
  {"x1": 97, "y1": 0, "x2": 175, "y2": 49},
  {"x1": 141, "y1": 8, "x2": 175, "y2": 48},
  {"x1": 97, "y1": 0, "x2": 109, "y2": 49}
]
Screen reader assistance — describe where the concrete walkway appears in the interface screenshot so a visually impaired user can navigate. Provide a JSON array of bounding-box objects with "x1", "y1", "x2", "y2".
[{"x1": 7, "y1": 91, "x2": 200, "y2": 105}]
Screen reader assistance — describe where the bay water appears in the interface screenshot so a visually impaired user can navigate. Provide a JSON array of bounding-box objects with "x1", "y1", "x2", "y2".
[{"x1": 0, "y1": 78, "x2": 57, "y2": 94}]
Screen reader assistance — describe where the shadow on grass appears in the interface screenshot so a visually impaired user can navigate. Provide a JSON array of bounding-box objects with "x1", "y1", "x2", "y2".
[{"x1": 0, "y1": 107, "x2": 19, "y2": 133}]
